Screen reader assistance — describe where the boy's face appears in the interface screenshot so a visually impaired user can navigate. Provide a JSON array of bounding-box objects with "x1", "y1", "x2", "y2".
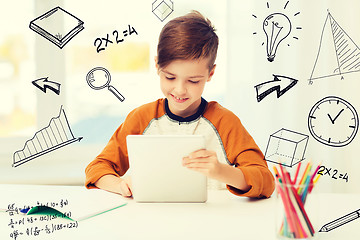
[{"x1": 157, "y1": 58, "x2": 215, "y2": 118}]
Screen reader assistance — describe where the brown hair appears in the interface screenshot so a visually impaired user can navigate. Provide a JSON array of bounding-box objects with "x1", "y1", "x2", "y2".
[{"x1": 157, "y1": 11, "x2": 219, "y2": 70}]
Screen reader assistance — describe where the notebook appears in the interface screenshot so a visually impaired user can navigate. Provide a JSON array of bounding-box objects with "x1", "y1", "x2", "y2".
[
  {"x1": 29, "y1": 6, "x2": 84, "y2": 49},
  {"x1": 126, "y1": 135, "x2": 207, "y2": 203},
  {"x1": 1, "y1": 185, "x2": 127, "y2": 222}
]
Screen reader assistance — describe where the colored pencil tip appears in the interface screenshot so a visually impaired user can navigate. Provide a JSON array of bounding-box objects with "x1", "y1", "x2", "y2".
[
  {"x1": 313, "y1": 174, "x2": 321, "y2": 183},
  {"x1": 20, "y1": 208, "x2": 30, "y2": 214}
]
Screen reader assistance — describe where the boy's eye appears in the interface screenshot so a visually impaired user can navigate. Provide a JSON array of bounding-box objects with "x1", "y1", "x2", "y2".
[
  {"x1": 165, "y1": 76, "x2": 175, "y2": 80},
  {"x1": 189, "y1": 80, "x2": 200, "y2": 84}
]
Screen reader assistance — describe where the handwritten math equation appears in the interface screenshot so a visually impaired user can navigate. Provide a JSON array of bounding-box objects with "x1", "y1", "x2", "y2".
[
  {"x1": 9, "y1": 222, "x2": 79, "y2": 239},
  {"x1": 317, "y1": 165, "x2": 349, "y2": 182},
  {"x1": 4, "y1": 199, "x2": 78, "y2": 240},
  {"x1": 94, "y1": 24, "x2": 138, "y2": 53},
  {"x1": 36, "y1": 199, "x2": 68, "y2": 209}
]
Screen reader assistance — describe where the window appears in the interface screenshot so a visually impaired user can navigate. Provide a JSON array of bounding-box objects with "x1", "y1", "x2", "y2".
[
  {"x1": 63, "y1": 0, "x2": 228, "y2": 144},
  {"x1": 0, "y1": 2, "x2": 36, "y2": 139},
  {"x1": 0, "y1": 0, "x2": 227, "y2": 185}
]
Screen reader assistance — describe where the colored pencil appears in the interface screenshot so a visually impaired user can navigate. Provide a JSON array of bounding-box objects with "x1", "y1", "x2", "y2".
[
  {"x1": 275, "y1": 162, "x2": 319, "y2": 238},
  {"x1": 284, "y1": 170, "x2": 315, "y2": 236},
  {"x1": 276, "y1": 181, "x2": 296, "y2": 237},
  {"x1": 293, "y1": 162, "x2": 302, "y2": 184},
  {"x1": 301, "y1": 175, "x2": 311, "y2": 203},
  {"x1": 282, "y1": 167, "x2": 313, "y2": 237},
  {"x1": 297, "y1": 163, "x2": 312, "y2": 194},
  {"x1": 297, "y1": 162, "x2": 311, "y2": 187},
  {"x1": 286, "y1": 183, "x2": 310, "y2": 238},
  {"x1": 275, "y1": 170, "x2": 297, "y2": 238},
  {"x1": 279, "y1": 165, "x2": 303, "y2": 238},
  {"x1": 308, "y1": 164, "x2": 321, "y2": 193},
  {"x1": 310, "y1": 164, "x2": 321, "y2": 182},
  {"x1": 313, "y1": 173, "x2": 321, "y2": 184}
]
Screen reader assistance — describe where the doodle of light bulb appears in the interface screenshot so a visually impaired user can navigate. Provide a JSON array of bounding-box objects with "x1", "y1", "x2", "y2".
[{"x1": 263, "y1": 13, "x2": 292, "y2": 62}]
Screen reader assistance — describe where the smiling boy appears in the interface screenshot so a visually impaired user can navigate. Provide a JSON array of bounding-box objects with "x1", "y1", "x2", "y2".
[{"x1": 85, "y1": 11, "x2": 275, "y2": 198}]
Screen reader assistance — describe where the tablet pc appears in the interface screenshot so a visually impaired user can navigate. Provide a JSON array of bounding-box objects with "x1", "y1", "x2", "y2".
[{"x1": 126, "y1": 135, "x2": 207, "y2": 202}]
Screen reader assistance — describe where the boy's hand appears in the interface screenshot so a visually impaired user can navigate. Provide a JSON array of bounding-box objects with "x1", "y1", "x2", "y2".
[
  {"x1": 182, "y1": 150, "x2": 251, "y2": 192},
  {"x1": 119, "y1": 176, "x2": 133, "y2": 197},
  {"x1": 94, "y1": 174, "x2": 133, "y2": 197},
  {"x1": 182, "y1": 149, "x2": 222, "y2": 179}
]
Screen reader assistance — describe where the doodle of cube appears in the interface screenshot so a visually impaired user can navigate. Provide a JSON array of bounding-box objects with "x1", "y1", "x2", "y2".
[
  {"x1": 264, "y1": 128, "x2": 309, "y2": 167},
  {"x1": 152, "y1": 0, "x2": 174, "y2": 22}
]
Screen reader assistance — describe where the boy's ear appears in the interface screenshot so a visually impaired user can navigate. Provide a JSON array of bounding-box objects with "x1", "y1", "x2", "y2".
[
  {"x1": 154, "y1": 56, "x2": 160, "y2": 74},
  {"x1": 207, "y1": 64, "x2": 216, "y2": 82}
]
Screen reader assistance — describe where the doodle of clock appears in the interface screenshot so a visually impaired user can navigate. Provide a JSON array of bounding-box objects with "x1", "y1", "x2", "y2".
[{"x1": 308, "y1": 96, "x2": 359, "y2": 147}]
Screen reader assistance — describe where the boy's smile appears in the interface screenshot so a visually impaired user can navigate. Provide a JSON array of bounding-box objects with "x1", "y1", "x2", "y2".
[
  {"x1": 170, "y1": 94, "x2": 188, "y2": 103},
  {"x1": 157, "y1": 58, "x2": 215, "y2": 118}
]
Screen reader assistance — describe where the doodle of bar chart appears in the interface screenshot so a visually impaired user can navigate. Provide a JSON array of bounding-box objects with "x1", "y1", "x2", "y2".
[
  {"x1": 264, "y1": 128, "x2": 309, "y2": 167},
  {"x1": 12, "y1": 106, "x2": 82, "y2": 167}
]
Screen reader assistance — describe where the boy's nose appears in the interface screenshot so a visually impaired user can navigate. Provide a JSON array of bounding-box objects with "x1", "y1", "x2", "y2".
[{"x1": 174, "y1": 81, "x2": 186, "y2": 95}]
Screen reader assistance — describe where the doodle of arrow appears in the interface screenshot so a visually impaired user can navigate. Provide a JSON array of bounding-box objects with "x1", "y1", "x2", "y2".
[
  {"x1": 32, "y1": 77, "x2": 61, "y2": 95},
  {"x1": 254, "y1": 74, "x2": 298, "y2": 102}
]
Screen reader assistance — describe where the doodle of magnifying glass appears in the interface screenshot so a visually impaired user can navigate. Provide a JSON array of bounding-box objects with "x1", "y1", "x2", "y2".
[{"x1": 86, "y1": 67, "x2": 125, "y2": 102}]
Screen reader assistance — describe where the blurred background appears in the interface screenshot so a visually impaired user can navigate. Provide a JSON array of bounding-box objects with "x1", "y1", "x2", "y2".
[{"x1": 0, "y1": 0, "x2": 359, "y2": 194}]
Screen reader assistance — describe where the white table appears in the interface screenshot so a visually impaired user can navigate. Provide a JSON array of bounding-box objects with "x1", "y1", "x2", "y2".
[{"x1": 0, "y1": 184, "x2": 359, "y2": 240}]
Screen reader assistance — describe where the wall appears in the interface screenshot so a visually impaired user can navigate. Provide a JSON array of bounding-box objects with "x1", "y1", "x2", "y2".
[
  {"x1": 226, "y1": 0, "x2": 360, "y2": 193},
  {"x1": 0, "y1": 0, "x2": 359, "y2": 196}
]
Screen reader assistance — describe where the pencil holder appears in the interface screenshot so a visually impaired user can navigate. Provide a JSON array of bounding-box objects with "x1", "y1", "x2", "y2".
[{"x1": 275, "y1": 180, "x2": 318, "y2": 240}]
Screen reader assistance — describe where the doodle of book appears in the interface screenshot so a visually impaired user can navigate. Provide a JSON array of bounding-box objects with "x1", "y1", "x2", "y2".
[
  {"x1": 29, "y1": 6, "x2": 84, "y2": 49},
  {"x1": 13, "y1": 106, "x2": 82, "y2": 167}
]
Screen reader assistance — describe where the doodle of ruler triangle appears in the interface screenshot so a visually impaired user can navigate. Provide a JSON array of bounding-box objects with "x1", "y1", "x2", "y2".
[
  {"x1": 12, "y1": 106, "x2": 82, "y2": 167},
  {"x1": 309, "y1": 11, "x2": 360, "y2": 81}
]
